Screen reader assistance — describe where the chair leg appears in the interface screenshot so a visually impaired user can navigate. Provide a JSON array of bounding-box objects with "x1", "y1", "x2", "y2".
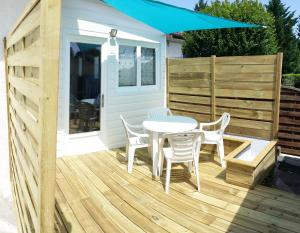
[
  {"x1": 188, "y1": 161, "x2": 193, "y2": 173},
  {"x1": 125, "y1": 144, "x2": 129, "y2": 162},
  {"x1": 217, "y1": 140, "x2": 226, "y2": 168},
  {"x1": 158, "y1": 154, "x2": 164, "y2": 176},
  {"x1": 194, "y1": 157, "x2": 200, "y2": 192},
  {"x1": 127, "y1": 146, "x2": 136, "y2": 173},
  {"x1": 165, "y1": 160, "x2": 171, "y2": 194},
  {"x1": 148, "y1": 134, "x2": 153, "y2": 159},
  {"x1": 147, "y1": 145, "x2": 152, "y2": 159}
]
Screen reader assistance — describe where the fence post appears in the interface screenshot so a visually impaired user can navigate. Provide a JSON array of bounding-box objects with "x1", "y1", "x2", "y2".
[
  {"x1": 273, "y1": 52, "x2": 283, "y2": 139},
  {"x1": 210, "y1": 55, "x2": 216, "y2": 121},
  {"x1": 38, "y1": 0, "x2": 61, "y2": 232},
  {"x1": 166, "y1": 58, "x2": 169, "y2": 108}
]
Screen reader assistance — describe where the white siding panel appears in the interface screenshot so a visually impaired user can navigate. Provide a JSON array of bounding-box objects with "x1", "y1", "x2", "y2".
[{"x1": 167, "y1": 41, "x2": 183, "y2": 58}]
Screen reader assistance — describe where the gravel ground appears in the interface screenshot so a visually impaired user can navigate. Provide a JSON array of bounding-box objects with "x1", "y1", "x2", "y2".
[
  {"x1": 0, "y1": 193, "x2": 17, "y2": 233},
  {"x1": 0, "y1": 62, "x2": 17, "y2": 233}
]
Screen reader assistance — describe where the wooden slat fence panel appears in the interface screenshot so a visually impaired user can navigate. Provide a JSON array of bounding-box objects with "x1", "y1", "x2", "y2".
[
  {"x1": 167, "y1": 54, "x2": 282, "y2": 140},
  {"x1": 278, "y1": 86, "x2": 300, "y2": 156},
  {"x1": 167, "y1": 57, "x2": 212, "y2": 123},
  {"x1": 4, "y1": 0, "x2": 61, "y2": 232}
]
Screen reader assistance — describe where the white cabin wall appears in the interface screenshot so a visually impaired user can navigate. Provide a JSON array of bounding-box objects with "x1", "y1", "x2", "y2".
[
  {"x1": 167, "y1": 41, "x2": 184, "y2": 58},
  {"x1": 58, "y1": 0, "x2": 166, "y2": 155}
]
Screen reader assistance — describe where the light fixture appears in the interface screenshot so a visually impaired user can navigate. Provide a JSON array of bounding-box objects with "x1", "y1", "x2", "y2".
[{"x1": 110, "y1": 29, "x2": 118, "y2": 38}]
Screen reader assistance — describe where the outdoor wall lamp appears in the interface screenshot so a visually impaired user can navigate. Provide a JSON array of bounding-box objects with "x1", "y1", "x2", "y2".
[{"x1": 110, "y1": 29, "x2": 118, "y2": 37}]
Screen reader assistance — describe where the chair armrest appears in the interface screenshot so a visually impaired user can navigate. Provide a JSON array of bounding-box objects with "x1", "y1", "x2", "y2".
[
  {"x1": 200, "y1": 129, "x2": 221, "y2": 135},
  {"x1": 127, "y1": 126, "x2": 149, "y2": 138},
  {"x1": 199, "y1": 118, "x2": 222, "y2": 131},
  {"x1": 127, "y1": 123, "x2": 144, "y2": 129},
  {"x1": 136, "y1": 133, "x2": 150, "y2": 138}
]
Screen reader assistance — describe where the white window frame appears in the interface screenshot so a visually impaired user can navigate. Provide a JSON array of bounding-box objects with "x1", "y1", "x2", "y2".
[{"x1": 116, "y1": 39, "x2": 160, "y2": 93}]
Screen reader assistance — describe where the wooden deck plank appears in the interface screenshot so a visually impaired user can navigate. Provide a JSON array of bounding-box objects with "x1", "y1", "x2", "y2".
[
  {"x1": 105, "y1": 150, "x2": 296, "y2": 233},
  {"x1": 148, "y1": 153, "x2": 300, "y2": 224},
  {"x1": 81, "y1": 155, "x2": 198, "y2": 233},
  {"x1": 55, "y1": 149, "x2": 300, "y2": 233},
  {"x1": 92, "y1": 152, "x2": 256, "y2": 233},
  {"x1": 56, "y1": 162, "x2": 104, "y2": 233},
  {"x1": 65, "y1": 157, "x2": 146, "y2": 233},
  {"x1": 55, "y1": 183, "x2": 85, "y2": 233},
  {"x1": 109, "y1": 150, "x2": 300, "y2": 232}
]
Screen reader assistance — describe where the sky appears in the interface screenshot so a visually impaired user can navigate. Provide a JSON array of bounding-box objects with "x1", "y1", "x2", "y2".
[{"x1": 160, "y1": 0, "x2": 300, "y2": 16}]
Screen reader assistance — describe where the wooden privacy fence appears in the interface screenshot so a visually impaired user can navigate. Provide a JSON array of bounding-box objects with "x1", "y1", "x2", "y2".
[
  {"x1": 167, "y1": 53, "x2": 282, "y2": 140},
  {"x1": 278, "y1": 86, "x2": 300, "y2": 156},
  {"x1": 4, "y1": 0, "x2": 61, "y2": 232}
]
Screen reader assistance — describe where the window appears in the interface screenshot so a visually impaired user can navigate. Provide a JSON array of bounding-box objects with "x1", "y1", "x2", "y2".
[
  {"x1": 118, "y1": 46, "x2": 137, "y2": 87},
  {"x1": 141, "y1": 48, "x2": 156, "y2": 86},
  {"x1": 118, "y1": 45, "x2": 157, "y2": 87}
]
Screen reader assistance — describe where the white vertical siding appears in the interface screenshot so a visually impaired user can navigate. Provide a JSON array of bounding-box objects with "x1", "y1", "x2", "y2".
[{"x1": 58, "y1": 0, "x2": 166, "y2": 155}]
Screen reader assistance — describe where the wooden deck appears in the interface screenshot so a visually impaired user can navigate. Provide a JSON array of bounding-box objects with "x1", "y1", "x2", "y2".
[{"x1": 55, "y1": 148, "x2": 300, "y2": 233}]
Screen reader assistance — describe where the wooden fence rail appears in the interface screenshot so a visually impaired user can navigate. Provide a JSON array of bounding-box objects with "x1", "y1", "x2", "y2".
[
  {"x1": 167, "y1": 53, "x2": 283, "y2": 141},
  {"x1": 278, "y1": 86, "x2": 300, "y2": 156}
]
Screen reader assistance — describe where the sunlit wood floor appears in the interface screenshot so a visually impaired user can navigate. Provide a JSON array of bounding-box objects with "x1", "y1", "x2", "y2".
[{"x1": 54, "y1": 148, "x2": 300, "y2": 233}]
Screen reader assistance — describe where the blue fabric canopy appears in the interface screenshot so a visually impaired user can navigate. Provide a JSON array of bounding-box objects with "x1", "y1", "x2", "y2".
[{"x1": 102, "y1": 0, "x2": 260, "y2": 34}]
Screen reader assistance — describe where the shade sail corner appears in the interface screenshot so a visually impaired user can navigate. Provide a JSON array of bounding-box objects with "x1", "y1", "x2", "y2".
[{"x1": 102, "y1": 0, "x2": 262, "y2": 34}]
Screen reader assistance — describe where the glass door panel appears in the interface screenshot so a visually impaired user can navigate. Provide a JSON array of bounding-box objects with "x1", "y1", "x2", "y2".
[{"x1": 69, "y1": 42, "x2": 101, "y2": 134}]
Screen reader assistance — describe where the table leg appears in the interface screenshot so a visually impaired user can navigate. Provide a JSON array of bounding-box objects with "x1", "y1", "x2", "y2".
[
  {"x1": 152, "y1": 132, "x2": 159, "y2": 177},
  {"x1": 147, "y1": 133, "x2": 152, "y2": 159}
]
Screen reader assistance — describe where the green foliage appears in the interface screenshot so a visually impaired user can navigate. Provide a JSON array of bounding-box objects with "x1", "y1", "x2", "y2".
[
  {"x1": 298, "y1": 20, "x2": 300, "y2": 39},
  {"x1": 266, "y1": 0, "x2": 300, "y2": 74},
  {"x1": 183, "y1": 0, "x2": 278, "y2": 57},
  {"x1": 282, "y1": 74, "x2": 300, "y2": 87},
  {"x1": 266, "y1": 0, "x2": 297, "y2": 46},
  {"x1": 194, "y1": 0, "x2": 207, "y2": 11},
  {"x1": 297, "y1": 19, "x2": 300, "y2": 47}
]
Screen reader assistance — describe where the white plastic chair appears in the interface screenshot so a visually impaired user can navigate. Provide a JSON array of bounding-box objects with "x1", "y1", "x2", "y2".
[
  {"x1": 147, "y1": 107, "x2": 173, "y2": 118},
  {"x1": 199, "y1": 113, "x2": 230, "y2": 168},
  {"x1": 159, "y1": 131, "x2": 204, "y2": 194},
  {"x1": 120, "y1": 115, "x2": 149, "y2": 173}
]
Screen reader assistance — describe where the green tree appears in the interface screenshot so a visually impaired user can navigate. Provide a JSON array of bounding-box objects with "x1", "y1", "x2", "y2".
[
  {"x1": 266, "y1": 0, "x2": 300, "y2": 74},
  {"x1": 297, "y1": 18, "x2": 300, "y2": 46},
  {"x1": 298, "y1": 19, "x2": 300, "y2": 38},
  {"x1": 183, "y1": 0, "x2": 278, "y2": 58},
  {"x1": 194, "y1": 0, "x2": 207, "y2": 11}
]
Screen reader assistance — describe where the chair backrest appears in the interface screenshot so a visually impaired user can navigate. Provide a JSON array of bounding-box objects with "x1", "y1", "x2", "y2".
[
  {"x1": 120, "y1": 115, "x2": 131, "y2": 140},
  {"x1": 78, "y1": 102, "x2": 96, "y2": 120},
  {"x1": 120, "y1": 115, "x2": 141, "y2": 140},
  {"x1": 147, "y1": 107, "x2": 172, "y2": 118},
  {"x1": 220, "y1": 112, "x2": 230, "y2": 135},
  {"x1": 94, "y1": 94, "x2": 100, "y2": 106},
  {"x1": 165, "y1": 131, "x2": 203, "y2": 162},
  {"x1": 70, "y1": 95, "x2": 79, "y2": 113}
]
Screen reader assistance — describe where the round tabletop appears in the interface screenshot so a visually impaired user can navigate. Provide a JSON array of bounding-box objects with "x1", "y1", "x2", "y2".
[
  {"x1": 143, "y1": 115, "x2": 198, "y2": 133},
  {"x1": 81, "y1": 99, "x2": 95, "y2": 105}
]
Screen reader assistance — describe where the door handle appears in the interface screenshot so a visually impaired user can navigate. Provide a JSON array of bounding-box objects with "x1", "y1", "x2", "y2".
[{"x1": 101, "y1": 94, "x2": 104, "y2": 108}]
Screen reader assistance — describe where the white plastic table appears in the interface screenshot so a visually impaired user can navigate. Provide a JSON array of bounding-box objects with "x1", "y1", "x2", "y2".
[
  {"x1": 81, "y1": 98, "x2": 95, "y2": 105},
  {"x1": 143, "y1": 115, "x2": 198, "y2": 176}
]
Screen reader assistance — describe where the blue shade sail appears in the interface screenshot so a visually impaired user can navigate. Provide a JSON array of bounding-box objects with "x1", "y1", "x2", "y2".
[{"x1": 102, "y1": 0, "x2": 260, "y2": 34}]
